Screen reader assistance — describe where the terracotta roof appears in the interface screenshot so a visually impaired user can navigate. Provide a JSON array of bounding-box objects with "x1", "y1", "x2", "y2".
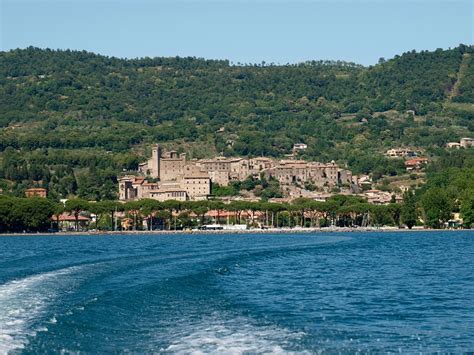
[{"x1": 405, "y1": 158, "x2": 428, "y2": 165}]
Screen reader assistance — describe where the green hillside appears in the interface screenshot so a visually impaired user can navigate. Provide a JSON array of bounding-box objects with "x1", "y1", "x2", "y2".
[{"x1": 0, "y1": 45, "x2": 473, "y2": 200}]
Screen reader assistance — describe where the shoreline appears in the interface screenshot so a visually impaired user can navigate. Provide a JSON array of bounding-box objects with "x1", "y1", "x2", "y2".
[{"x1": 1, "y1": 227, "x2": 472, "y2": 237}]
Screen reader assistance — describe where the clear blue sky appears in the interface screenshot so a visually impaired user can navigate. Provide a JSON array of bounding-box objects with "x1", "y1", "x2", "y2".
[{"x1": 1, "y1": 0, "x2": 472, "y2": 65}]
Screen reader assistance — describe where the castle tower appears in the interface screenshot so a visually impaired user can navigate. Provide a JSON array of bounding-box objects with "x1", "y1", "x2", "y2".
[{"x1": 150, "y1": 145, "x2": 162, "y2": 179}]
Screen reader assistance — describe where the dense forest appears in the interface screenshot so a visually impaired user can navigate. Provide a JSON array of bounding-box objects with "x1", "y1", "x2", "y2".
[{"x1": 0, "y1": 45, "x2": 473, "y2": 228}]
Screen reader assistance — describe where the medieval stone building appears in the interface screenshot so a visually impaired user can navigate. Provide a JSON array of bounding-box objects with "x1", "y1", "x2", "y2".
[{"x1": 120, "y1": 144, "x2": 355, "y2": 202}]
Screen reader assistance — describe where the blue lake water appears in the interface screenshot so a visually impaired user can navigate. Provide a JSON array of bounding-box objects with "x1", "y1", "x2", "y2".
[{"x1": 0, "y1": 231, "x2": 473, "y2": 353}]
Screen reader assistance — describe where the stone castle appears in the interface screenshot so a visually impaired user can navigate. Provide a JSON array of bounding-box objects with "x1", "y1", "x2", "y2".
[{"x1": 119, "y1": 145, "x2": 353, "y2": 201}]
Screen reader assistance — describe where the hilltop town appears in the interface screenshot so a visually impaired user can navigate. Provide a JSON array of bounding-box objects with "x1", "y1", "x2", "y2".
[
  {"x1": 119, "y1": 137, "x2": 474, "y2": 207},
  {"x1": 119, "y1": 144, "x2": 402, "y2": 205}
]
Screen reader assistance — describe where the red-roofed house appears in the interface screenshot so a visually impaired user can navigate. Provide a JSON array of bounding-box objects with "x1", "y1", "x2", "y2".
[{"x1": 405, "y1": 157, "x2": 428, "y2": 171}]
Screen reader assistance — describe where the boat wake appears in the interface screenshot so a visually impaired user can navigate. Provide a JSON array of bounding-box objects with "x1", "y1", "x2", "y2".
[
  {"x1": 0, "y1": 266, "x2": 81, "y2": 353},
  {"x1": 162, "y1": 313, "x2": 307, "y2": 354}
]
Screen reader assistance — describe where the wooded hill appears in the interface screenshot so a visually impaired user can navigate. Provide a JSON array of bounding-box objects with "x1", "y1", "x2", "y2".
[{"x1": 0, "y1": 45, "x2": 473, "y2": 201}]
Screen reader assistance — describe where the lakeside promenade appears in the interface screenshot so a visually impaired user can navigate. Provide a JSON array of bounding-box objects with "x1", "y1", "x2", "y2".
[{"x1": 1, "y1": 226, "x2": 472, "y2": 237}]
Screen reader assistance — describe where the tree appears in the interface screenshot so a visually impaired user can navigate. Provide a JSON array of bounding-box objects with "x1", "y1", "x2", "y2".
[
  {"x1": 52, "y1": 202, "x2": 65, "y2": 231},
  {"x1": 372, "y1": 205, "x2": 392, "y2": 227},
  {"x1": 89, "y1": 200, "x2": 122, "y2": 230},
  {"x1": 98, "y1": 200, "x2": 124, "y2": 231},
  {"x1": 0, "y1": 196, "x2": 55, "y2": 232},
  {"x1": 187, "y1": 201, "x2": 209, "y2": 227},
  {"x1": 124, "y1": 200, "x2": 143, "y2": 231},
  {"x1": 292, "y1": 198, "x2": 313, "y2": 227},
  {"x1": 209, "y1": 200, "x2": 225, "y2": 224},
  {"x1": 65, "y1": 198, "x2": 90, "y2": 231},
  {"x1": 0, "y1": 196, "x2": 15, "y2": 232},
  {"x1": 162, "y1": 200, "x2": 183, "y2": 230},
  {"x1": 21, "y1": 198, "x2": 56, "y2": 231},
  {"x1": 460, "y1": 193, "x2": 474, "y2": 228},
  {"x1": 420, "y1": 188, "x2": 453, "y2": 228},
  {"x1": 401, "y1": 190, "x2": 417, "y2": 229},
  {"x1": 227, "y1": 200, "x2": 249, "y2": 225},
  {"x1": 140, "y1": 199, "x2": 162, "y2": 231}
]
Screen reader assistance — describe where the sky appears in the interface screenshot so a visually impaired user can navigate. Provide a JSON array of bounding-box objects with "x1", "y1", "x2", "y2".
[{"x1": 1, "y1": 0, "x2": 472, "y2": 65}]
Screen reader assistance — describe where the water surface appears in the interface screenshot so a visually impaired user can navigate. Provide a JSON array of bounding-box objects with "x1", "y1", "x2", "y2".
[{"x1": 0, "y1": 231, "x2": 473, "y2": 353}]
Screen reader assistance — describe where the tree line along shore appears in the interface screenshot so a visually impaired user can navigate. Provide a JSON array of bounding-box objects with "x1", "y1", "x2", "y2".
[{"x1": 1, "y1": 192, "x2": 472, "y2": 234}]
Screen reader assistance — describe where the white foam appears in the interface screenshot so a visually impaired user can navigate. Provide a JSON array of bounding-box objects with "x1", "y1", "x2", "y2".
[
  {"x1": 0, "y1": 266, "x2": 80, "y2": 353},
  {"x1": 163, "y1": 314, "x2": 306, "y2": 354}
]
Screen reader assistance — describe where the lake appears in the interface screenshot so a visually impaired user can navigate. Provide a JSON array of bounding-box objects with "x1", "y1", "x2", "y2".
[{"x1": 0, "y1": 231, "x2": 473, "y2": 353}]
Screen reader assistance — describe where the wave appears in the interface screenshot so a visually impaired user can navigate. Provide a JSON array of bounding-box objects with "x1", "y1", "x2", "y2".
[
  {"x1": 0, "y1": 266, "x2": 81, "y2": 353},
  {"x1": 161, "y1": 313, "x2": 307, "y2": 354}
]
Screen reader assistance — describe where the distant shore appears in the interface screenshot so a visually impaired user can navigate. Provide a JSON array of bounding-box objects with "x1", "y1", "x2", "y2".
[{"x1": 1, "y1": 227, "x2": 472, "y2": 237}]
